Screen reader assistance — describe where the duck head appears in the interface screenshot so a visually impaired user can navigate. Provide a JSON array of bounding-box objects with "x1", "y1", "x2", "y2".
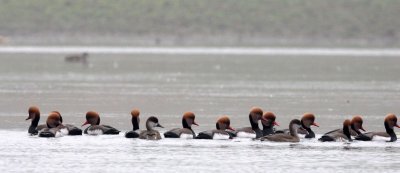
[
  {"x1": 82, "y1": 111, "x2": 100, "y2": 126},
  {"x1": 301, "y1": 113, "x2": 319, "y2": 128},
  {"x1": 350, "y1": 115, "x2": 365, "y2": 134},
  {"x1": 182, "y1": 112, "x2": 198, "y2": 129},
  {"x1": 26, "y1": 106, "x2": 40, "y2": 121},
  {"x1": 261, "y1": 112, "x2": 279, "y2": 127},
  {"x1": 216, "y1": 115, "x2": 234, "y2": 131},
  {"x1": 46, "y1": 112, "x2": 63, "y2": 128},
  {"x1": 384, "y1": 114, "x2": 400, "y2": 142},
  {"x1": 146, "y1": 116, "x2": 163, "y2": 131}
]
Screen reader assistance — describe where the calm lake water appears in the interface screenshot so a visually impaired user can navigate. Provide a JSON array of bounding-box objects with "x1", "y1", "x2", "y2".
[{"x1": 0, "y1": 47, "x2": 400, "y2": 172}]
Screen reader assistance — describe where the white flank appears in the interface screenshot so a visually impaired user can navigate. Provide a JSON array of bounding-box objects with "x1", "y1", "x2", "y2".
[
  {"x1": 236, "y1": 132, "x2": 257, "y2": 138},
  {"x1": 179, "y1": 134, "x2": 194, "y2": 139},
  {"x1": 212, "y1": 133, "x2": 230, "y2": 140},
  {"x1": 88, "y1": 129, "x2": 103, "y2": 136}
]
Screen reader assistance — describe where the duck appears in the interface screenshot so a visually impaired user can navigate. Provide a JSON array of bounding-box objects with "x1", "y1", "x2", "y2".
[
  {"x1": 65, "y1": 52, "x2": 88, "y2": 64},
  {"x1": 38, "y1": 112, "x2": 64, "y2": 138},
  {"x1": 355, "y1": 114, "x2": 400, "y2": 142},
  {"x1": 261, "y1": 112, "x2": 279, "y2": 136},
  {"x1": 164, "y1": 112, "x2": 199, "y2": 139},
  {"x1": 82, "y1": 111, "x2": 120, "y2": 135},
  {"x1": 275, "y1": 113, "x2": 319, "y2": 138},
  {"x1": 231, "y1": 107, "x2": 264, "y2": 138},
  {"x1": 139, "y1": 116, "x2": 164, "y2": 140},
  {"x1": 125, "y1": 109, "x2": 140, "y2": 138},
  {"x1": 25, "y1": 106, "x2": 47, "y2": 135},
  {"x1": 51, "y1": 111, "x2": 82, "y2": 135},
  {"x1": 196, "y1": 115, "x2": 235, "y2": 140},
  {"x1": 318, "y1": 119, "x2": 352, "y2": 142},
  {"x1": 260, "y1": 119, "x2": 302, "y2": 142},
  {"x1": 320, "y1": 115, "x2": 365, "y2": 138}
]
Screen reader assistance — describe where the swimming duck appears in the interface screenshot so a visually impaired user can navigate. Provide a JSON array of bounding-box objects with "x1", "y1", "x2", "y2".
[
  {"x1": 196, "y1": 115, "x2": 235, "y2": 140},
  {"x1": 275, "y1": 113, "x2": 319, "y2": 138},
  {"x1": 319, "y1": 119, "x2": 352, "y2": 142},
  {"x1": 38, "y1": 112, "x2": 64, "y2": 138},
  {"x1": 164, "y1": 112, "x2": 199, "y2": 139},
  {"x1": 231, "y1": 107, "x2": 264, "y2": 138},
  {"x1": 355, "y1": 114, "x2": 400, "y2": 142},
  {"x1": 82, "y1": 111, "x2": 120, "y2": 135},
  {"x1": 261, "y1": 112, "x2": 279, "y2": 136},
  {"x1": 320, "y1": 115, "x2": 365, "y2": 138},
  {"x1": 125, "y1": 109, "x2": 140, "y2": 138},
  {"x1": 260, "y1": 119, "x2": 302, "y2": 142},
  {"x1": 25, "y1": 106, "x2": 47, "y2": 135},
  {"x1": 51, "y1": 111, "x2": 82, "y2": 135},
  {"x1": 139, "y1": 116, "x2": 164, "y2": 140}
]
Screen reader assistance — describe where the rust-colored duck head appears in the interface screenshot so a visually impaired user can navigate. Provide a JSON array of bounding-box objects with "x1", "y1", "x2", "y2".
[
  {"x1": 182, "y1": 112, "x2": 198, "y2": 128},
  {"x1": 46, "y1": 112, "x2": 63, "y2": 128},
  {"x1": 82, "y1": 111, "x2": 100, "y2": 126},
  {"x1": 216, "y1": 115, "x2": 234, "y2": 131},
  {"x1": 385, "y1": 114, "x2": 400, "y2": 129},
  {"x1": 26, "y1": 106, "x2": 40, "y2": 121},
  {"x1": 301, "y1": 113, "x2": 319, "y2": 128},
  {"x1": 351, "y1": 115, "x2": 365, "y2": 132},
  {"x1": 261, "y1": 112, "x2": 279, "y2": 127},
  {"x1": 249, "y1": 107, "x2": 264, "y2": 123}
]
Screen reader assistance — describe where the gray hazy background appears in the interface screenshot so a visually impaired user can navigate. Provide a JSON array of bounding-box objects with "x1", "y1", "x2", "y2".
[{"x1": 0, "y1": 0, "x2": 399, "y2": 47}]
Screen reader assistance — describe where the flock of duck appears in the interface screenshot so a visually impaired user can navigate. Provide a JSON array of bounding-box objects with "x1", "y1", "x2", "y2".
[{"x1": 26, "y1": 106, "x2": 400, "y2": 142}]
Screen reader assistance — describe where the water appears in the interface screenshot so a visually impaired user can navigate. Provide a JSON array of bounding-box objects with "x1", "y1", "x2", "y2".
[{"x1": 1, "y1": 47, "x2": 400, "y2": 172}]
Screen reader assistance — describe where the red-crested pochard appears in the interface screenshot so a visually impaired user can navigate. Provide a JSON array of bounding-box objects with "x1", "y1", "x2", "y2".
[
  {"x1": 232, "y1": 107, "x2": 264, "y2": 138},
  {"x1": 260, "y1": 119, "x2": 302, "y2": 142},
  {"x1": 38, "y1": 112, "x2": 64, "y2": 138},
  {"x1": 164, "y1": 112, "x2": 199, "y2": 139},
  {"x1": 319, "y1": 119, "x2": 352, "y2": 142},
  {"x1": 261, "y1": 112, "x2": 279, "y2": 136},
  {"x1": 82, "y1": 111, "x2": 120, "y2": 135},
  {"x1": 321, "y1": 115, "x2": 365, "y2": 138},
  {"x1": 125, "y1": 109, "x2": 140, "y2": 138},
  {"x1": 355, "y1": 114, "x2": 400, "y2": 142},
  {"x1": 196, "y1": 115, "x2": 235, "y2": 140},
  {"x1": 139, "y1": 116, "x2": 164, "y2": 140},
  {"x1": 276, "y1": 113, "x2": 319, "y2": 138},
  {"x1": 51, "y1": 111, "x2": 82, "y2": 135},
  {"x1": 25, "y1": 106, "x2": 47, "y2": 135}
]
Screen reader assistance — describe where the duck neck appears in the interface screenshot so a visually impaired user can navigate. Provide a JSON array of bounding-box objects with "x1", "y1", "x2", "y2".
[
  {"x1": 289, "y1": 124, "x2": 299, "y2": 138},
  {"x1": 304, "y1": 127, "x2": 315, "y2": 138},
  {"x1": 31, "y1": 114, "x2": 40, "y2": 128},
  {"x1": 132, "y1": 117, "x2": 139, "y2": 131},
  {"x1": 182, "y1": 119, "x2": 192, "y2": 130},
  {"x1": 249, "y1": 115, "x2": 259, "y2": 131},
  {"x1": 351, "y1": 124, "x2": 361, "y2": 135},
  {"x1": 146, "y1": 121, "x2": 154, "y2": 131},
  {"x1": 343, "y1": 125, "x2": 352, "y2": 141},
  {"x1": 385, "y1": 121, "x2": 397, "y2": 142},
  {"x1": 262, "y1": 124, "x2": 274, "y2": 136}
]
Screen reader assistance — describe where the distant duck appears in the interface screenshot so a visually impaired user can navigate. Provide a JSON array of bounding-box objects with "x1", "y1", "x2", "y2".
[
  {"x1": 196, "y1": 115, "x2": 235, "y2": 140},
  {"x1": 231, "y1": 107, "x2": 264, "y2": 138},
  {"x1": 82, "y1": 111, "x2": 120, "y2": 135},
  {"x1": 275, "y1": 113, "x2": 319, "y2": 138},
  {"x1": 355, "y1": 114, "x2": 400, "y2": 142},
  {"x1": 164, "y1": 112, "x2": 199, "y2": 139},
  {"x1": 25, "y1": 106, "x2": 47, "y2": 135},
  {"x1": 125, "y1": 109, "x2": 140, "y2": 138},
  {"x1": 38, "y1": 112, "x2": 64, "y2": 138},
  {"x1": 139, "y1": 116, "x2": 164, "y2": 140},
  {"x1": 65, "y1": 52, "x2": 88, "y2": 64},
  {"x1": 261, "y1": 112, "x2": 279, "y2": 136},
  {"x1": 51, "y1": 111, "x2": 82, "y2": 135},
  {"x1": 320, "y1": 115, "x2": 365, "y2": 138},
  {"x1": 319, "y1": 119, "x2": 352, "y2": 142},
  {"x1": 260, "y1": 119, "x2": 302, "y2": 142}
]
